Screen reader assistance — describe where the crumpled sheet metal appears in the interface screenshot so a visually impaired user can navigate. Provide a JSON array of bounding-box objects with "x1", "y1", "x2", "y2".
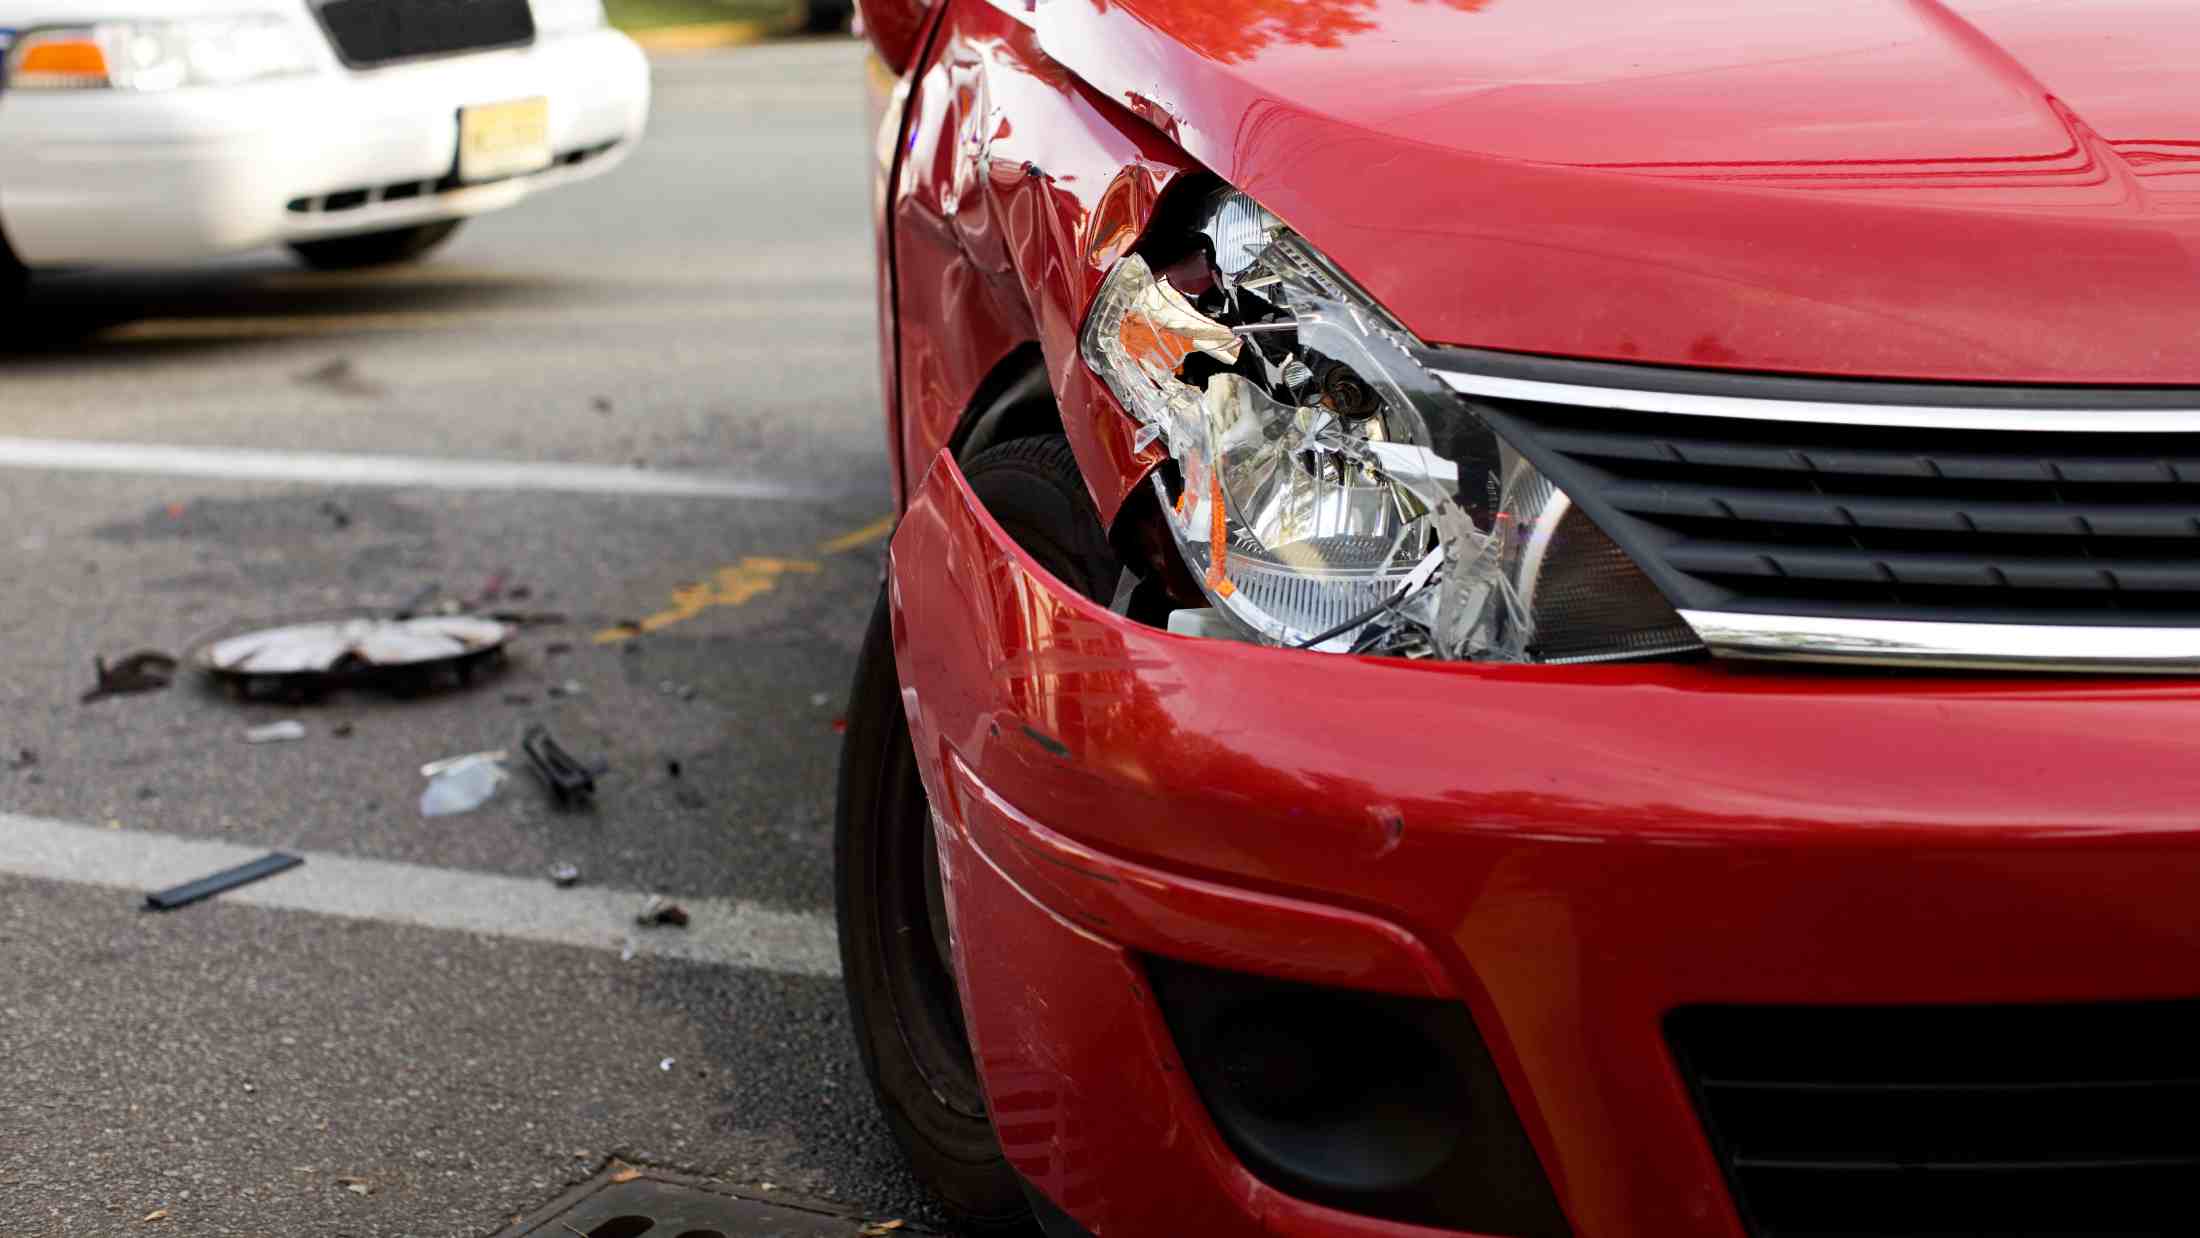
[{"x1": 197, "y1": 616, "x2": 511, "y2": 676}]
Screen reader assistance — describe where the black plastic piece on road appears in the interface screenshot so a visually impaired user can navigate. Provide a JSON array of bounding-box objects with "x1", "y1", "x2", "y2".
[
  {"x1": 520, "y1": 724, "x2": 596, "y2": 805},
  {"x1": 81, "y1": 650, "x2": 179, "y2": 704},
  {"x1": 144, "y1": 852, "x2": 303, "y2": 912}
]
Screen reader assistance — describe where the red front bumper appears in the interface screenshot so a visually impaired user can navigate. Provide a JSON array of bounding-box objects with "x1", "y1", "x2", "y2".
[{"x1": 888, "y1": 449, "x2": 2200, "y2": 1238}]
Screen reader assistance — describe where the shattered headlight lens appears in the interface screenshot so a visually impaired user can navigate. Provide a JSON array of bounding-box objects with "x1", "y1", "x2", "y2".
[
  {"x1": 5, "y1": 15, "x2": 320, "y2": 91},
  {"x1": 1080, "y1": 189, "x2": 1700, "y2": 663}
]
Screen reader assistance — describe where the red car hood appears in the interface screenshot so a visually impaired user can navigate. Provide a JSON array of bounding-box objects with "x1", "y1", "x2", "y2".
[{"x1": 1035, "y1": 0, "x2": 2200, "y2": 384}]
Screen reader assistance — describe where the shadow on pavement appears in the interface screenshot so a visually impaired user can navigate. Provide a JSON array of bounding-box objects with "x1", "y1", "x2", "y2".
[{"x1": 0, "y1": 257, "x2": 584, "y2": 358}]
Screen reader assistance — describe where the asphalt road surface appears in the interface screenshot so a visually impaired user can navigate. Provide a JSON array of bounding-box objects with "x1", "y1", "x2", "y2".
[{"x1": 0, "y1": 38, "x2": 945, "y2": 1237}]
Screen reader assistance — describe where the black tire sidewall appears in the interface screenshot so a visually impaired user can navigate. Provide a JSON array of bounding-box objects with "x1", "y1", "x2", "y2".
[
  {"x1": 958, "y1": 436, "x2": 1121, "y2": 601},
  {"x1": 837, "y1": 592, "x2": 1032, "y2": 1230},
  {"x1": 835, "y1": 435, "x2": 1117, "y2": 1234}
]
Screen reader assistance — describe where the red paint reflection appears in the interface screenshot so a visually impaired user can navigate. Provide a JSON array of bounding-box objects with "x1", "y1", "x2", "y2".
[{"x1": 1090, "y1": 0, "x2": 1491, "y2": 63}]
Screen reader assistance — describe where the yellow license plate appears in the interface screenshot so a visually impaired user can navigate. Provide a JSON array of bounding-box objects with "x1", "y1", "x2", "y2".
[{"x1": 457, "y1": 97, "x2": 552, "y2": 184}]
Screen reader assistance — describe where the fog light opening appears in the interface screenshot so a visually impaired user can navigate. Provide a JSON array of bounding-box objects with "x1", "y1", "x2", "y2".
[
  {"x1": 1145, "y1": 956, "x2": 1571, "y2": 1237},
  {"x1": 1206, "y1": 995, "x2": 1465, "y2": 1192}
]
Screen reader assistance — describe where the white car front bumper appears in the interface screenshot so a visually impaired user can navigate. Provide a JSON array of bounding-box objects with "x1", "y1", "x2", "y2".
[{"x1": 0, "y1": 26, "x2": 648, "y2": 266}]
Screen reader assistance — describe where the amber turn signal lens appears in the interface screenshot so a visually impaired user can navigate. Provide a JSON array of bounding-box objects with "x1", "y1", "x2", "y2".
[{"x1": 16, "y1": 36, "x2": 110, "y2": 82}]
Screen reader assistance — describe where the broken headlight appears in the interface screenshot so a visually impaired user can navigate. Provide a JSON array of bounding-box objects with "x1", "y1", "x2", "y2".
[{"x1": 1080, "y1": 188, "x2": 1700, "y2": 663}]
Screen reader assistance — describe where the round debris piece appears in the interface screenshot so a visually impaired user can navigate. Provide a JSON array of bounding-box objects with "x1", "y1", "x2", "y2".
[
  {"x1": 201, "y1": 616, "x2": 510, "y2": 674},
  {"x1": 190, "y1": 614, "x2": 512, "y2": 700}
]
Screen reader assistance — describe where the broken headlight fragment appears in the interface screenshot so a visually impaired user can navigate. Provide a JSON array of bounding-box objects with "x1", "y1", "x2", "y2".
[{"x1": 1081, "y1": 189, "x2": 1701, "y2": 663}]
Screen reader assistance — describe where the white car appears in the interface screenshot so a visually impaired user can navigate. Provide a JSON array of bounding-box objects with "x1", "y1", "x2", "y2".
[{"x1": 0, "y1": 0, "x2": 647, "y2": 282}]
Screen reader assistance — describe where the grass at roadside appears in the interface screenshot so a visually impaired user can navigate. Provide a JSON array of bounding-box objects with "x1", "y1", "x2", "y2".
[{"x1": 604, "y1": 0, "x2": 799, "y2": 31}]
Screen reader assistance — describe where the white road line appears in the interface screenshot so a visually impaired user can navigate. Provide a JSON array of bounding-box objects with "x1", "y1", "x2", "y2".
[
  {"x1": 0, "y1": 437, "x2": 837, "y2": 502},
  {"x1": 0, "y1": 814, "x2": 842, "y2": 977},
  {"x1": 101, "y1": 297, "x2": 873, "y2": 340}
]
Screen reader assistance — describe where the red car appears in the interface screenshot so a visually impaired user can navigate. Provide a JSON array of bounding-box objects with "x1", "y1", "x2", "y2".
[{"x1": 835, "y1": 2, "x2": 2200, "y2": 1235}]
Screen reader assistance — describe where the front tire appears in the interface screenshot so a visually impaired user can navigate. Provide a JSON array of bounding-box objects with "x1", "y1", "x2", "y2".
[
  {"x1": 288, "y1": 220, "x2": 462, "y2": 271},
  {"x1": 836, "y1": 435, "x2": 1119, "y2": 1235}
]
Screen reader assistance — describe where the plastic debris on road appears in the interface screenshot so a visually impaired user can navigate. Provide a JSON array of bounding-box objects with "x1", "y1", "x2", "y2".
[
  {"x1": 419, "y1": 751, "x2": 508, "y2": 817},
  {"x1": 244, "y1": 721, "x2": 308, "y2": 744},
  {"x1": 520, "y1": 725, "x2": 597, "y2": 806},
  {"x1": 549, "y1": 863, "x2": 581, "y2": 887},
  {"x1": 145, "y1": 852, "x2": 304, "y2": 911},
  {"x1": 192, "y1": 614, "x2": 511, "y2": 701},
  {"x1": 635, "y1": 895, "x2": 690, "y2": 928},
  {"x1": 81, "y1": 651, "x2": 178, "y2": 704},
  {"x1": 202, "y1": 616, "x2": 508, "y2": 674}
]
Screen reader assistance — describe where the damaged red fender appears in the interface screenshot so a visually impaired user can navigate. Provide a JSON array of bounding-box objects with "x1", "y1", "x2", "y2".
[{"x1": 888, "y1": 0, "x2": 1190, "y2": 524}]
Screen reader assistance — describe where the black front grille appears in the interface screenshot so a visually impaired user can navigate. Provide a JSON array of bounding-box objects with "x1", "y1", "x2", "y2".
[
  {"x1": 1469, "y1": 386, "x2": 2200, "y2": 627},
  {"x1": 1669, "y1": 1002, "x2": 2200, "y2": 1237},
  {"x1": 316, "y1": 0, "x2": 534, "y2": 68}
]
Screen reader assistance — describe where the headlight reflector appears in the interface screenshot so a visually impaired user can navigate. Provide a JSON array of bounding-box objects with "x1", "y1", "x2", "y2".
[
  {"x1": 1082, "y1": 189, "x2": 1701, "y2": 663},
  {"x1": 6, "y1": 15, "x2": 319, "y2": 91}
]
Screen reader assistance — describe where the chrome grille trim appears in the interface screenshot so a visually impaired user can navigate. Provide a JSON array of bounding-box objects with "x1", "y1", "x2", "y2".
[
  {"x1": 1434, "y1": 369, "x2": 2200, "y2": 433},
  {"x1": 1679, "y1": 611, "x2": 2200, "y2": 672}
]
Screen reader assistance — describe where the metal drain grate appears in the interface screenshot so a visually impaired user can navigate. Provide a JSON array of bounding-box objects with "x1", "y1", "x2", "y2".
[{"x1": 503, "y1": 1168, "x2": 909, "y2": 1237}]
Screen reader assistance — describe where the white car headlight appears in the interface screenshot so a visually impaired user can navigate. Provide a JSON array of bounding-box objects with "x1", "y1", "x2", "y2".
[
  {"x1": 1082, "y1": 188, "x2": 1703, "y2": 663},
  {"x1": 5, "y1": 14, "x2": 319, "y2": 91},
  {"x1": 531, "y1": 0, "x2": 609, "y2": 35}
]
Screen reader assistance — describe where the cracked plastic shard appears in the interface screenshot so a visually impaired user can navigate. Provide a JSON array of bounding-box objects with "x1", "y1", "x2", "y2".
[
  {"x1": 1363, "y1": 441, "x2": 1461, "y2": 504},
  {"x1": 1119, "y1": 267, "x2": 1242, "y2": 456},
  {"x1": 1133, "y1": 377, "x2": 1207, "y2": 455},
  {"x1": 1125, "y1": 262, "x2": 1242, "y2": 371},
  {"x1": 1432, "y1": 501, "x2": 1530, "y2": 661},
  {"x1": 419, "y1": 752, "x2": 508, "y2": 817}
]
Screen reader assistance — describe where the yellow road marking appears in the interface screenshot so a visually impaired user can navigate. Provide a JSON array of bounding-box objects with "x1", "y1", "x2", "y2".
[
  {"x1": 590, "y1": 518, "x2": 894, "y2": 645},
  {"x1": 815, "y1": 515, "x2": 894, "y2": 555},
  {"x1": 593, "y1": 556, "x2": 821, "y2": 644}
]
